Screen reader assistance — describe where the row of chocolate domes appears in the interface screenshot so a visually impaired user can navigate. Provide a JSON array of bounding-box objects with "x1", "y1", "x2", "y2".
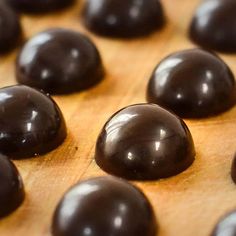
[
  {"x1": 0, "y1": 82, "x2": 236, "y2": 189},
  {"x1": 2, "y1": 152, "x2": 236, "y2": 236},
  {"x1": 13, "y1": 27, "x2": 236, "y2": 119},
  {"x1": 1, "y1": 0, "x2": 236, "y2": 53}
]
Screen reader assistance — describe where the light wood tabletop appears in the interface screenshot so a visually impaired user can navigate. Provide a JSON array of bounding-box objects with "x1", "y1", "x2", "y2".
[{"x1": 0, "y1": 0, "x2": 236, "y2": 235}]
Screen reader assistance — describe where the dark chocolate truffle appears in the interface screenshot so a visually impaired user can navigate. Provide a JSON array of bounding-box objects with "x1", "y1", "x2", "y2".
[
  {"x1": 52, "y1": 176, "x2": 157, "y2": 236},
  {"x1": 81, "y1": 0, "x2": 165, "y2": 38},
  {"x1": 231, "y1": 154, "x2": 236, "y2": 184},
  {"x1": 0, "y1": 154, "x2": 24, "y2": 218},
  {"x1": 8, "y1": 0, "x2": 75, "y2": 13},
  {"x1": 16, "y1": 28, "x2": 104, "y2": 95},
  {"x1": 0, "y1": 85, "x2": 66, "y2": 159},
  {"x1": 0, "y1": 1, "x2": 21, "y2": 53},
  {"x1": 189, "y1": 0, "x2": 236, "y2": 53},
  {"x1": 147, "y1": 48, "x2": 236, "y2": 118},
  {"x1": 211, "y1": 211, "x2": 236, "y2": 236},
  {"x1": 95, "y1": 104, "x2": 195, "y2": 180}
]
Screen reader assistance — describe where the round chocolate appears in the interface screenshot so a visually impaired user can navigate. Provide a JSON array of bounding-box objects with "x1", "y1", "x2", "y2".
[
  {"x1": 189, "y1": 0, "x2": 236, "y2": 53},
  {"x1": 8, "y1": 0, "x2": 75, "y2": 13},
  {"x1": 81, "y1": 0, "x2": 165, "y2": 38},
  {"x1": 16, "y1": 28, "x2": 104, "y2": 94},
  {"x1": 147, "y1": 48, "x2": 236, "y2": 118},
  {"x1": 52, "y1": 176, "x2": 157, "y2": 236},
  {"x1": 231, "y1": 154, "x2": 236, "y2": 184},
  {"x1": 0, "y1": 1, "x2": 21, "y2": 53},
  {"x1": 0, "y1": 154, "x2": 24, "y2": 218},
  {"x1": 0, "y1": 85, "x2": 66, "y2": 159},
  {"x1": 211, "y1": 211, "x2": 236, "y2": 236},
  {"x1": 95, "y1": 104, "x2": 195, "y2": 180}
]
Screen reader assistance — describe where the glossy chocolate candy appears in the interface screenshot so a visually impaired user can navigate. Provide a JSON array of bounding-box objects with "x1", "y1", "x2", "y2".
[
  {"x1": 0, "y1": 154, "x2": 24, "y2": 218},
  {"x1": 189, "y1": 0, "x2": 236, "y2": 53},
  {"x1": 211, "y1": 211, "x2": 236, "y2": 236},
  {"x1": 0, "y1": 85, "x2": 66, "y2": 159},
  {"x1": 16, "y1": 28, "x2": 104, "y2": 94},
  {"x1": 147, "y1": 48, "x2": 236, "y2": 118},
  {"x1": 95, "y1": 104, "x2": 195, "y2": 180},
  {"x1": 81, "y1": 0, "x2": 165, "y2": 38},
  {"x1": 52, "y1": 176, "x2": 157, "y2": 236},
  {"x1": 8, "y1": 0, "x2": 75, "y2": 13},
  {"x1": 0, "y1": 1, "x2": 21, "y2": 53}
]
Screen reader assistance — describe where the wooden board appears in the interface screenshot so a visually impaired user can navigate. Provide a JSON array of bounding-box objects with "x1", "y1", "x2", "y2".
[{"x1": 1, "y1": 0, "x2": 236, "y2": 235}]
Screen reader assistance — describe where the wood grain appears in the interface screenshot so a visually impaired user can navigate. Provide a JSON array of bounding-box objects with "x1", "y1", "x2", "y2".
[{"x1": 0, "y1": 0, "x2": 236, "y2": 235}]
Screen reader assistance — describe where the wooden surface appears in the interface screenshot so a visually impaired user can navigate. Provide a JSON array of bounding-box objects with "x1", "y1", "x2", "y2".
[{"x1": 1, "y1": 0, "x2": 236, "y2": 235}]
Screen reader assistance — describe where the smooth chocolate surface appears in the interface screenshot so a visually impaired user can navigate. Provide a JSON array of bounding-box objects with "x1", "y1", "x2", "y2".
[
  {"x1": 147, "y1": 48, "x2": 236, "y2": 118},
  {"x1": 231, "y1": 154, "x2": 236, "y2": 184},
  {"x1": 16, "y1": 28, "x2": 104, "y2": 94},
  {"x1": 211, "y1": 211, "x2": 236, "y2": 236},
  {"x1": 0, "y1": 85, "x2": 66, "y2": 159},
  {"x1": 0, "y1": 1, "x2": 21, "y2": 53},
  {"x1": 52, "y1": 176, "x2": 157, "y2": 236},
  {"x1": 8, "y1": 0, "x2": 75, "y2": 13},
  {"x1": 0, "y1": 154, "x2": 24, "y2": 218},
  {"x1": 189, "y1": 0, "x2": 236, "y2": 53},
  {"x1": 95, "y1": 104, "x2": 195, "y2": 180},
  {"x1": 16, "y1": 29, "x2": 104, "y2": 94},
  {"x1": 81, "y1": 0, "x2": 165, "y2": 38}
]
